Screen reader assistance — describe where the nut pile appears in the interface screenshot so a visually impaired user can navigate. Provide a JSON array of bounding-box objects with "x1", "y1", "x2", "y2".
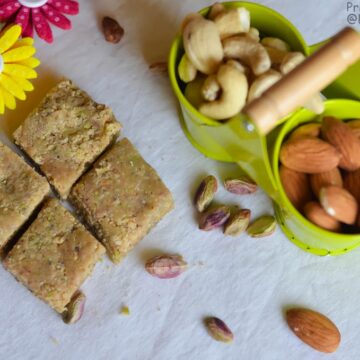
[
  {"x1": 280, "y1": 116, "x2": 360, "y2": 232},
  {"x1": 194, "y1": 175, "x2": 276, "y2": 237},
  {"x1": 180, "y1": 3, "x2": 324, "y2": 121}
]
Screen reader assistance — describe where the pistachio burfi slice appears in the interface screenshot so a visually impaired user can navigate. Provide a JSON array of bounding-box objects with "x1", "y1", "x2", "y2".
[
  {"x1": 70, "y1": 138, "x2": 174, "y2": 263},
  {"x1": 13, "y1": 79, "x2": 121, "y2": 199},
  {"x1": 0, "y1": 142, "x2": 49, "y2": 255},
  {"x1": 4, "y1": 198, "x2": 105, "y2": 313}
]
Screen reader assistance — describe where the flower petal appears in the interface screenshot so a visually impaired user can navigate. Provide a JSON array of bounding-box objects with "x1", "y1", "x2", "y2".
[
  {"x1": 2, "y1": 45, "x2": 35, "y2": 62},
  {"x1": 31, "y1": 8, "x2": 53, "y2": 43},
  {"x1": 0, "y1": 24, "x2": 22, "y2": 53},
  {"x1": 47, "y1": 0, "x2": 79, "y2": 15},
  {"x1": 15, "y1": 6, "x2": 31, "y2": 36},
  {"x1": 17, "y1": 57, "x2": 40, "y2": 68},
  {"x1": 9, "y1": 74, "x2": 33, "y2": 91},
  {"x1": 23, "y1": 14, "x2": 34, "y2": 38},
  {"x1": 10, "y1": 37, "x2": 33, "y2": 49},
  {"x1": 0, "y1": 84, "x2": 16, "y2": 110},
  {"x1": 4, "y1": 63, "x2": 37, "y2": 79},
  {"x1": 0, "y1": 1, "x2": 20, "y2": 22},
  {"x1": 0, "y1": 73, "x2": 26, "y2": 100},
  {"x1": 41, "y1": 4, "x2": 71, "y2": 30}
]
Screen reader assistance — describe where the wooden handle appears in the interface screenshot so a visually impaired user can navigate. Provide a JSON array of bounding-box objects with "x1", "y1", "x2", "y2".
[{"x1": 243, "y1": 27, "x2": 360, "y2": 135}]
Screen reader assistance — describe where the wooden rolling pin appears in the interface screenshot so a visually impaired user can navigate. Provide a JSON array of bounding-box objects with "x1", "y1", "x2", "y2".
[{"x1": 244, "y1": 27, "x2": 360, "y2": 135}]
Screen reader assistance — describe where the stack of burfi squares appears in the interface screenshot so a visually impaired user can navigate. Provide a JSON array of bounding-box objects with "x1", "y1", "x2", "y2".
[{"x1": 1, "y1": 80, "x2": 173, "y2": 319}]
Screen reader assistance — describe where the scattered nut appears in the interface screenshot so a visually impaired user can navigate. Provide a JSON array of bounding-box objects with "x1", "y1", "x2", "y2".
[
  {"x1": 178, "y1": 54, "x2": 197, "y2": 83},
  {"x1": 199, "y1": 205, "x2": 231, "y2": 231},
  {"x1": 280, "y1": 137, "x2": 340, "y2": 174},
  {"x1": 194, "y1": 175, "x2": 218, "y2": 212},
  {"x1": 213, "y1": 7, "x2": 250, "y2": 40},
  {"x1": 62, "y1": 291, "x2": 86, "y2": 324},
  {"x1": 119, "y1": 306, "x2": 130, "y2": 316},
  {"x1": 261, "y1": 37, "x2": 290, "y2": 52},
  {"x1": 145, "y1": 255, "x2": 187, "y2": 279},
  {"x1": 289, "y1": 123, "x2": 321, "y2": 140},
  {"x1": 280, "y1": 165, "x2": 311, "y2": 211},
  {"x1": 199, "y1": 63, "x2": 248, "y2": 120},
  {"x1": 202, "y1": 75, "x2": 221, "y2": 101},
  {"x1": 208, "y1": 2, "x2": 226, "y2": 20},
  {"x1": 310, "y1": 168, "x2": 343, "y2": 198},
  {"x1": 183, "y1": 17, "x2": 224, "y2": 74},
  {"x1": 247, "y1": 215, "x2": 276, "y2": 238},
  {"x1": 102, "y1": 17, "x2": 124, "y2": 44},
  {"x1": 224, "y1": 208, "x2": 251, "y2": 236},
  {"x1": 149, "y1": 62, "x2": 168, "y2": 73},
  {"x1": 224, "y1": 176, "x2": 257, "y2": 195},
  {"x1": 319, "y1": 186, "x2": 358, "y2": 225},
  {"x1": 247, "y1": 69, "x2": 282, "y2": 102},
  {"x1": 205, "y1": 317, "x2": 234, "y2": 343},
  {"x1": 223, "y1": 35, "x2": 271, "y2": 76},
  {"x1": 322, "y1": 116, "x2": 360, "y2": 171},
  {"x1": 286, "y1": 308, "x2": 341, "y2": 353},
  {"x1": 304, "y1": 202, "x2": 341, "y2": 232}
]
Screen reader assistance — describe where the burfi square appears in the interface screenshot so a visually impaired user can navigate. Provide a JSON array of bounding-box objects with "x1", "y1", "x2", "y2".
[
  {"x1": 4, "y1": 198, "x2": 105, "y2": 313},
  {"x1": 13, "y1": 79, "x2": 121, "y2": 199},
  {"x1": 70, "y1": 138, "x2": 174, "y2": 263},
  {"x1": 0, "y1": 142, "x2": 49, "y2": 254}
]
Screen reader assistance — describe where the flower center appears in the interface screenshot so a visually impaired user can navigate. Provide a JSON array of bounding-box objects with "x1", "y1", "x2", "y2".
[
  {"x1": 0, "y1": 55, "x2": 3, "y2": 74},
  {"x1": 18, "y1": 0, "x2": 48, "y2": 8}
]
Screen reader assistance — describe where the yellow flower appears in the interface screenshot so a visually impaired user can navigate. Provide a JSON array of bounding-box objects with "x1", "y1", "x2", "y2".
[{"x1": 0, "y1": 24, "x2": 40, "y2": 114}]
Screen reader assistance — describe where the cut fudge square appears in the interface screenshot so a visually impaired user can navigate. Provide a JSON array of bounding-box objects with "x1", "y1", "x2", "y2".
[
  {"x1": 13, "y1": 79, "x2": 121, "y2": 199},
  {"x1": 70, "y1": 138, "x2": 174, "y2": 263},
  {"x1": 4, "y1": 198, "x2": 105, "y2": 313},
  {"x1": 0, "y1": 142, "x2": 49, "y2": 255}
]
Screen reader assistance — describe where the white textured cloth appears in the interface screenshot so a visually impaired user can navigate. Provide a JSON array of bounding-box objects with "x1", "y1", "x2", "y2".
[{"x1": 0, "y1": 1, "x2": 359, "y2": 359}]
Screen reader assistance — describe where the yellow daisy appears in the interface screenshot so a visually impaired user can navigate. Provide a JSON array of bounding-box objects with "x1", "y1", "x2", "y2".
[{"x1": 0, "y1": 24, "x2": 40, "y2": 114}]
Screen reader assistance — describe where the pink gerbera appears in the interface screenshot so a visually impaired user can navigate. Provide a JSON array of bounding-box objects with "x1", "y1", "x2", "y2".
[{"x1": 0, "y1": 0, "x2": 79, "y2": 43}]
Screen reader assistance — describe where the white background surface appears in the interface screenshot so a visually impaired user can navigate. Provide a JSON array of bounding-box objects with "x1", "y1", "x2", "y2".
[{"x1": 0, "y1": 0, "x2": 360, "y2": 359}]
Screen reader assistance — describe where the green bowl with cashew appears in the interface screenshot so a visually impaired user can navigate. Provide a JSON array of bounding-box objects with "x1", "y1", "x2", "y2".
[{"x1": 169, "y1": 1, "x2": 360, "y2": 255}]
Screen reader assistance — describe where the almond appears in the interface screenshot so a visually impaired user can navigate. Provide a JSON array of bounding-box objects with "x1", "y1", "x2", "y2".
[
  {"x1": 347, "y1": 119, "x2": 360, "y2": 139},
  {"x1": 286, "y1": 308, "x2": 341, "y2": 353},
  {"x1": 289, "y1": 122, "x2": 321, "y2": 140},
  {"x1": 310, "y1": 168, "x2": 343, "y2": 198},
  {"x1": 322, "y1": 116, "x2": 360, "y2": 171},
  {"x1": 303, "y1": 202, "x2": 341, "y2": 232},
  {"x1": 280, "y1": 137, "x2": 340, "y2": 174},
  {"x1": 319, "y1": 186, "x2": 358, "y2": 224},
  {"x1": 343, "y1": 168, "x2": 360, "y2": 203},
  {"x1": 279, "y1": 165, "x2": 311, "y2": 210}
]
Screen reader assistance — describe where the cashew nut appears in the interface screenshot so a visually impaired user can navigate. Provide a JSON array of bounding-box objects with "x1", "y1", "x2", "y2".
[
  {"x1": 280, "y1": 52, "x2": 324, "y2": 114},
  {"x1": 208, "y1": 2, "x2": 225, "y2": 20},
  {"x1": 178, "y1": 54, "x2": 197, "y2": 83},
  {"x1": 202, "y1": 75, "x2": 221, "y2": 101},
  {"x1": 280, "y1": 52, "x2": 306, "y2": 74},
  {"x1": 223, "y1": 36, "x2": 271, "y2": 75},
  {"x1": 199, "y1": 63, "x2": 248, "y2": 120},
  {"x1": 214, "y1": 7, "x2": 250, "y2": 40},
  {"x1": 248, "y1": 27, "x2": 260, "y2": 42},
  {"x1": 261, "y1": 37, "x2": 290, "y2": 52},
  {"x1": 180, "y1": 13, "x2": 202, "y2": 32},
  {"x1": 247, "y1": 70, "x2": 282, "y2": 102},
  {"x1": 183, "y1": 17, "x2": 224, "y2": 75},
  {"x1": 265, "y1": 46, "x2": 288, "y2": 66},
  {"x1": 185, "y1": 76, "x2": 206, "y2": 108}
]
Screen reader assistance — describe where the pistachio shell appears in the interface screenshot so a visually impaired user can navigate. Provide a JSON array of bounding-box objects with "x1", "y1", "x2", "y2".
[
  {"x1": 199, "y1": 205, "x2": 231, "y2": 231},
  {"x1": 205, "y1": 317, "x2": 234, "y2": 343},
  {"x1": 247, "y1": 215, "x2": 277, "y2": 238},
  {"x1": 145, "y1": 255, "x2": 187, "y2": 279},
  {"x1": 194, "y1": 175, "x2": 218, "y2": 212},
  {"x1": 62, "y1": 291, "x2": 86, "y2": 324}
]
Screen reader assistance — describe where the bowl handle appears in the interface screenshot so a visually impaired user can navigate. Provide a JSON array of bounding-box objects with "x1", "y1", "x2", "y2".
[{"x1": 243, "y1": 27, "x2": 360, "y2": 135}]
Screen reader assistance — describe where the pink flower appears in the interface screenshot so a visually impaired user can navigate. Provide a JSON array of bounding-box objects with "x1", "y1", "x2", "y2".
[{"x1": 0, "y1": 0, "x2": 79, "y2": 43}]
